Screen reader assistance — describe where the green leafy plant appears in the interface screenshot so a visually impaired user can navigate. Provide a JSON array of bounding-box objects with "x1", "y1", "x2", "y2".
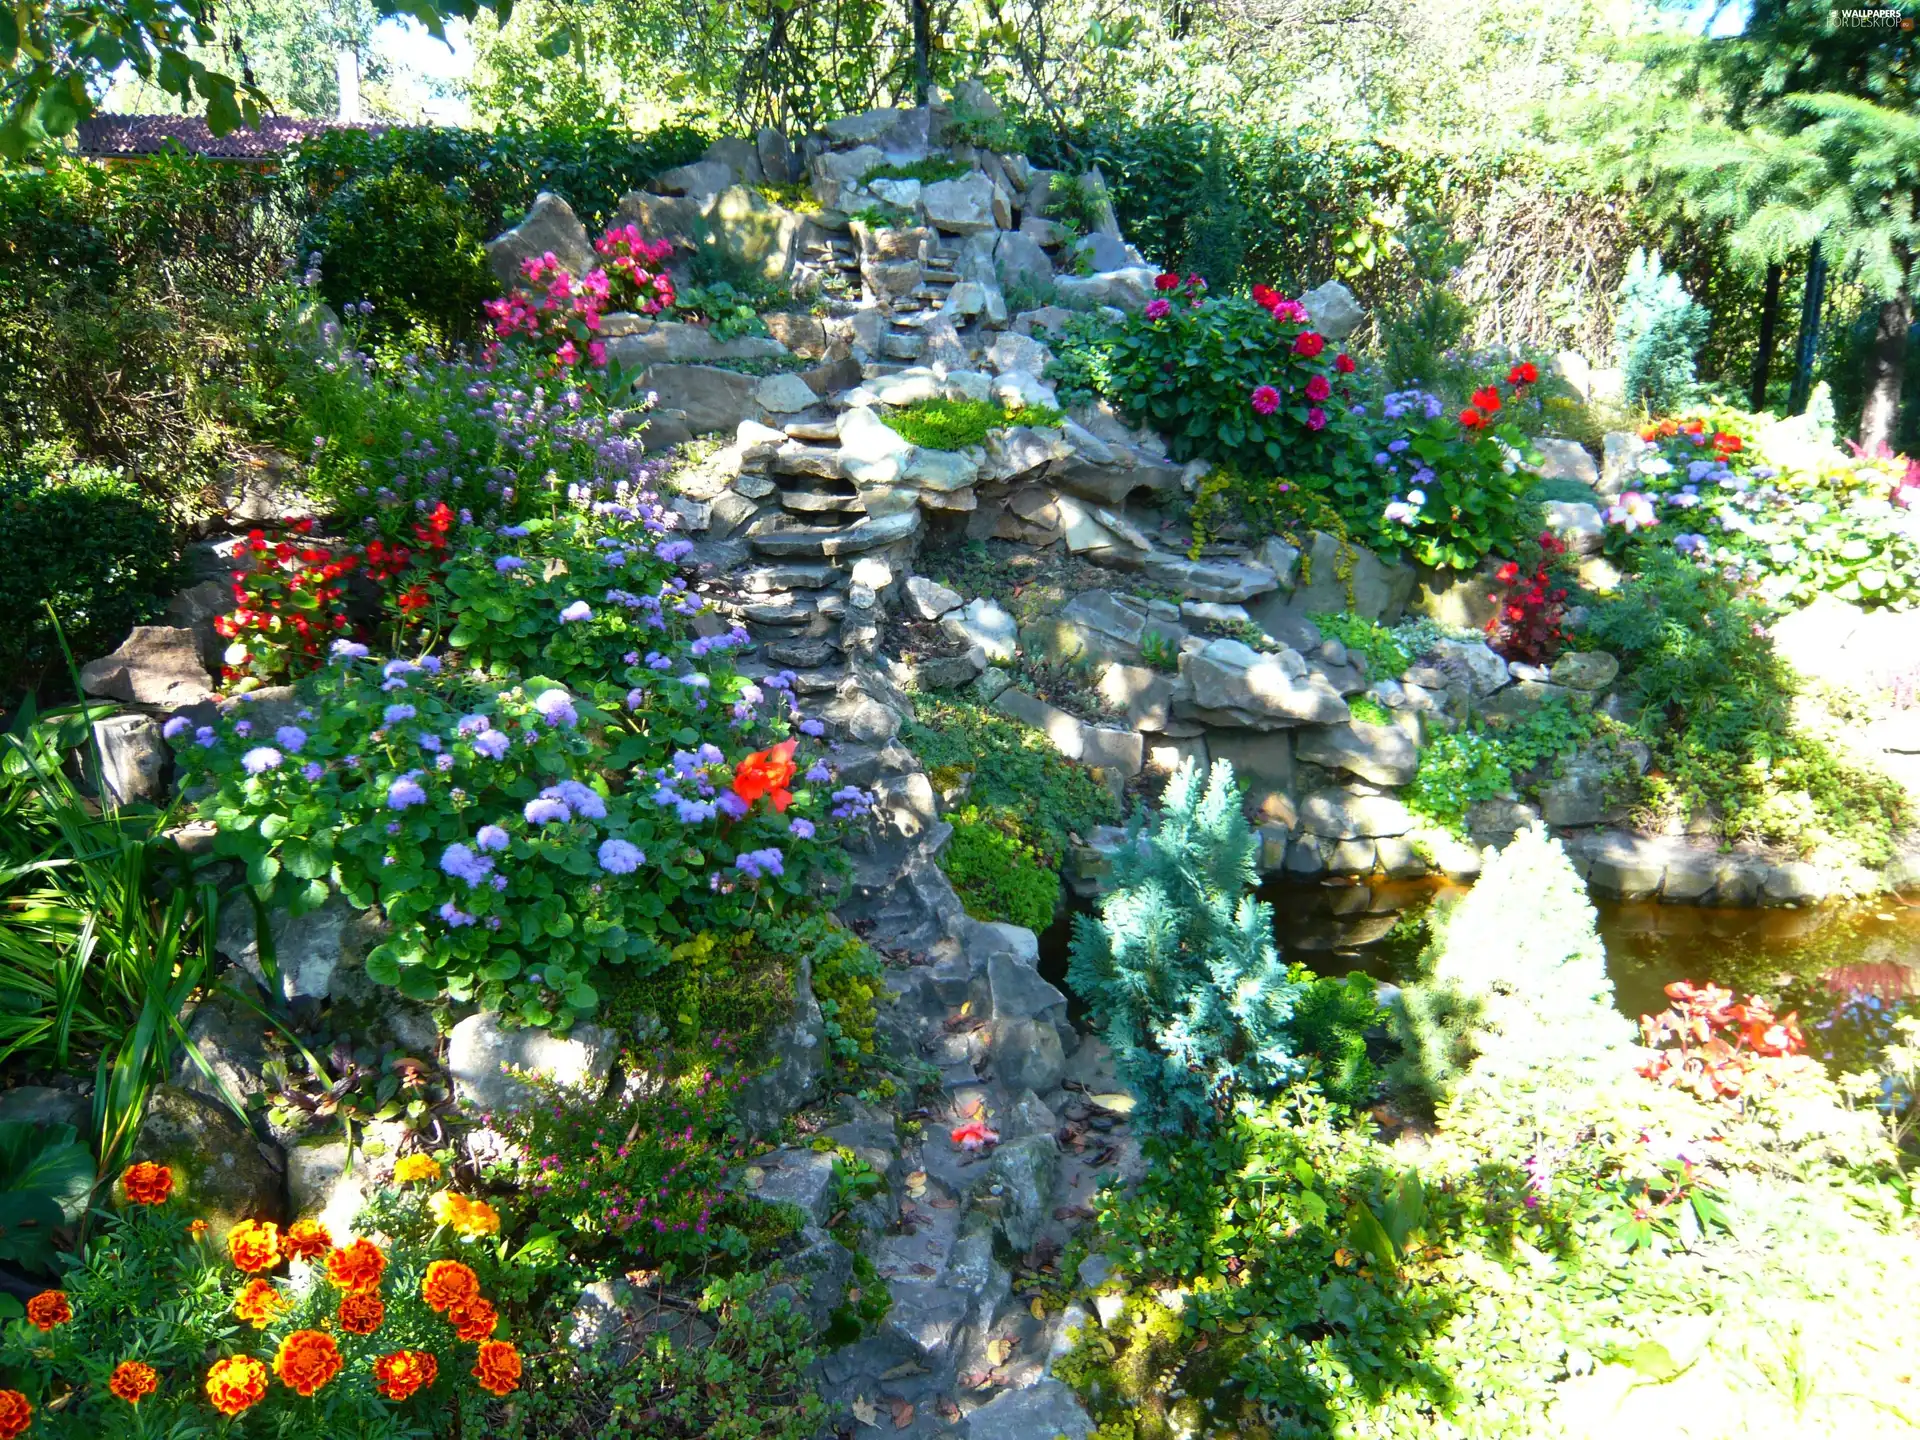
[
  {"x1": 860, "y1": 157, "x2": 970, "y2": 186},
  {"x1": 1138, "y1": 630, "x2": 1182, "y2": 674},
  {"x1": 1287, "y1": 972, "x2": 1383, "y2": 1109},
  {"x1": 0, "y1": 1122, "x2": 94, "y2": 1272},
  {"x1": 1614, "y1": 248, "x2": 1707, "y2": 416},
  {"x1": 1066, "y1": 760, "x2": 1304, "y2": 1134},
  {"x1": 940, "y1": 805, "x2": 1061, "y2": 933},
  {"x1": 1306, "y1": 611, "x2": 1412, "y2": 679},
  {"x1": 883, "y1": 396, "x2": 1063, "y2": 450}
]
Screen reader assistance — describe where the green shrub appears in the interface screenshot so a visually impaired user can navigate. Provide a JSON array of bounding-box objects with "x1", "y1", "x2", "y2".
[
  {"x1": 1588, "y1": 551, "x2": 1906, "y2": 859},
  {"x1": 900, "y1": 697, "x2": 1118, "y2": 864},
  {"x1": 1287, "y1": 971, "x2": 1383, "y2": 1109},
  {"x1": 883, "y1": 397, "x2": 1062, "y2": 450},
  {"x1": 1306, "y1": 612, "x2": 1412, "y2": 679},
  {"x1": 1404, "y1": 696, "x2": 1601, "y2": 833},
  {"x1": 861, "y1": 157, "x2": 970, "y2": 185},
  {"x1": 754, "y1": 911, "x2": 884, "y2": 1066},
  {"x1": 1614, "y1": 248, "x2": 1707, "y2": 416},
  {"x1": 0, "y1": 458, "x2": 184, "y2": 690},
  {"x1": 941, "y1": 806, "x2": 1061, "y2": 932},
  {"x1": 1391, "y1": 825, "x2": 1630, "y2": 1111},
  {"x1": 1042, "y1": 313, "x2": 1121, "y2": 409},
  {"x1": 1066, "y1": 760, "x2": 1304, "y2": 1134}
]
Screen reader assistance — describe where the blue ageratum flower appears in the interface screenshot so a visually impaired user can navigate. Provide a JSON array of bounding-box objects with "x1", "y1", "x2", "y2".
[
  {"x1": 242, "y1": 747, "x2": 283, "y2": 775},
  {"x1": 275, "y1": 725, "x2": 308, "y2": 753},
  {"x1": 475, "y1": 824, "x2": 510, "y2": 852},
  {"x1": 558, "y1": 601, "x2": 593, "y2": 624},
  {"x1": 596, "y1": 838, "x2": 644, "y2": 875},
  {"x1": 439, "y1": 842, "x2": 495, "y2": 887},
  {"x1": 386, "y1": 773, "x2": 428, "y2": 809},
  {"x1": 524, "y1": 796, "x2": 571, "y2": 826}
]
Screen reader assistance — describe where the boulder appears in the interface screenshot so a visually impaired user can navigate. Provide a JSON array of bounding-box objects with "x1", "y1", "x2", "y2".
[
  {"x1": 1206, "y1": 730, "x2": 1296, "y2": 825},
  {"x1": 284, "y1": 1137, "x2": 368, "y2": 1239},
  {"x1": 755, "y1": 371, "x2": 818, "y2": 414},
  {"x1": 1295, "y1": 720, "x2": 1418, "y2": 787},
  {"x1": 80, "y1": 626, "x2": 212, "y2": 707},
  {"x1": 92, "y1": 713, "x2": 168, "y2": 806},
  {"x1": 215, "y1": 895, "x2": 369, "y2": 1004},
  {"x1": 447, "y1": 1013, "x2": 619, "y2": 1115},
  {"x1": 995, "y1": 230, "x2": 1055, "y2": 291},
  {"x1": 614, "y1": 190, "x2": 704, "y2": 253},
  {"x1": 612, "y1": 321, "x2": 790, "y2": 365},
  {"x1": 1543, "y1": 500, "x2": 1605, "y2": 556},
  {"x1": 1300, "y1": 280, "x2": 1364, "y2": 341},
  {"x1": 748, "y1": 510, "x2": 921, "y2": 559},
  {"x1": 173, "y1": 989, "x2": 272, "y2": 1105},
  {"x1": 922, "y1": 173, "x2": 999, "y2": 234},
  {"x1": 706, "y1": 184, "x2": 800, "y2": 282},
  {"x1": 1072, "y1": 231, "x2": 1139, "y2": 272},
  {"x1": 837, "y1": 406, "x2": 914, "y2": 484},
  {"x1": 1299, "y1": 788, "x2": 1415, "y2": 840},
  {"x1": 1181, "y1": 639, "x2": 1349, "y2": 728},
  {"x1": 984, "y1": 1133, "x2": 1059, "y2": 1251},
  {"x1": 485, "y1": 191, "x2": 593, "y2": 288},
  {"x1": 637, "y1": 364, "x2": 762, "y2": 434},
  {"x1": 1054, "y1": 267, "x2": 1157, "y2": 312},
  {"x1": 133, "y1": 1086, "x2": 283, "y2": 1239},
  {"x1": 904, "y1": 575, "x2": 964, "y2": 620},
  {"x1": 1538, "y1": 746, "x2": 1630, "y2": 829},
  {"x1": 944, "y1": 597, "x2": 1019, "y2": 663},
  {"x1": 967, "y1": 1380, "x2": 1093, "y2": 1440},
  {"x1": 809, "y1": 144, "x2": 886, "y2": 209},
  {"x1": 1599, "y1": 432, "x2": 1642, "y2": 499},
  {"x1": 1142, "y1": 552, "x2": 1278, "y2": 604},
  {"x1": 993, "y1": 688, "x2": 1144, "y2": 775},
  {"x1": 823, "y1": 106, "x2": 913, "y2": 146},
  {"x1": 1549, "y1": 650, "x2": 1620, "y2": 691},
  {"x1": 1060, "y1": 589, "x2": 1154, "y2": 658},
  {"x1": 1251, "y1": 531, "x2": 1414, "y2": 626},
  {"x1": 1414, "y1": 638, "x2": 1511, "y2": 697},
  {"x1": 1534, "y1": 438, "x2": 1599, "y2": 489},
  {"x1": 652, "y1": 158, "x2": 735, "y2": 200},
  {"x1": 762, "y1": 311, "x2": 828, "y2": 357},
  {"x1": 1097, "y1": 664, "x2": 1181, "y2": 732}
]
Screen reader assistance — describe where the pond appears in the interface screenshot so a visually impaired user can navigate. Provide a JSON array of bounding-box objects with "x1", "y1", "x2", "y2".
[{"x1": 1263, "y1": 876, "x2": 1920, "y2": 1074}]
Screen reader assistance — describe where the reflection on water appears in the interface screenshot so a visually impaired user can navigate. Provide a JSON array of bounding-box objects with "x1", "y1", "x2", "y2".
[{"x1": 1261, "y1": 876, "x2": 1920, "y2": 1073}]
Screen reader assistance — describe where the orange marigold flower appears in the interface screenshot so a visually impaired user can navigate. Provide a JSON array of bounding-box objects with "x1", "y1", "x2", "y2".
[
  {"x1": 338, "y1": 1290, "x2": 385, "y2": 1336},
  {"x1": 282, "y1": 1218, "x2": 332, "y2": 1261},
  {"x1": 233, "y1": 1278, "x2": 288, "y2": 1329},
  {"x1": 205, "y1": 1355, "x2": 269, "y2": 1417},
  {"x1": 447, "y1": 1296, "x2": 498, "y2": 1342},
  {"x1": 189, "y1": 1219, "x2": 210, "y2": 1240},
  {"x1": 109, "y1": 1361, "x2": 159, "y2": 1405},
  {"x1": 421, "y1": 1259, "x2": 480, "y2": 1314},
  {"x1": 372, "y1": 1349, "x2": 439, "y2": 1402},
  {"x1": 325, "y1": 1238, "x2": 388, "y2": 1293},
  {"x1": 472, "y1": 1340, "x2": 522, "y2": 1397},
  {"x1": 0, "y1": 1390, "x2": 28, "y2": 1440},
  {"x1": 227, "y1": 1219, "x2": 281, "y2": 1274},
  {"x1": 25, "y1": 1290, "x2": 70, "y2": 1331},
  {"x1": 121, "y1": 1162, "x2": 173, "y2": 1206},
  {"x1": 273, "y1": 1329, "x2": 344, "y2": 1397},
  {"x1": 430, "y1": 1190, "x2": 500, "y2": 1237},
  {"x1": 393, "y1": 1154, "x2": 442, "y2": 1184}
]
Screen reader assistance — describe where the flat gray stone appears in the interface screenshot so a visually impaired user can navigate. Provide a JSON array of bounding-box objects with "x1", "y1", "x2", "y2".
[
  {"x1": 1295, "y1": 721, "x2": 1417, "y2": 787},
  {"x1": 945, "y1": 597, "x2": 1019, "y2": 663},
  {"x1": 967, "y1": 1379, "x2": 1093, "y2": 1440},
  {"x1": 755, "y1": 370, "x2": 819, "y2": 414},
  {"x1": 922, "y1": 173, "x2": 997, "y2": 233},
  {"x1": 1550, "y1": 651, "x2": 1620, "y2": 691},
  {"x1": 81, "y1": 625, "x2": 212, "y2": 707},
  {"x1": 737, "y1": 1147, "x2": 837, "y2": 1227},
  {"x1": 1300, "y1": 279, "x2": 1364, "y2": 341},
  {"x1": 1142, "y1": 552, "x2": 1278, "y2": 604},
  {"x1": 904, "y1": 575, "x2": 963, "y2": 620},
  {"x1": 1535, "y1": 437, "x2": 1600, "y2": 488},
  {"x1": 1182, "y1": 639, "x2": 1348, "y2": 728},
  {"x1": 1299, "y1": 788, "x2": 1414, "y2": 839},
  {"x1": 447, "y1": 1013, "x2": 618, "y2": 1115}
]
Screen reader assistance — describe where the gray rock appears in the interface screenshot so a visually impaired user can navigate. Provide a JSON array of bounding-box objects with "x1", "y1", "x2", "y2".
[
  {"x1": 824, "y1": 106, "x2": 910, "y2": 145},
  {"x1": 779, "y1": 1228, "x2": 856, "y2": 1330},
  {"x1": 995, "y1": 230, "x2": 1055, "y2": 291},
  {"x1": 809, "y1": 144, "x2": 887, "y2": 209},
  {"x1": 1097, "y1": 663, "x2": 1180, "y2": 731},
  {"x1": 1543, "y1": 500, "x2": 1605, "y2": 557},
  {"x1": 1576, "y1": 830, "x2": 1667, "y2": 899},
  {"x1": 485, "y1": 191, "x2": 593, "y2": 288},
  {"x1": 1599, "y1": 432, "x2": 1641, "y2": 499},
  {"x1": 1182, "y1": 639, "x2": 1349, "y2": 728},
  {"x1": 922, "y1": 173, "x2": 998, "y2": 233},
  {"x1": 215, "y1": 895, "x2": 359, "y2": 1004},
  {"x1": 987, "y1": 947, "x2": 1068, "y2": 1026},
  {"x1": 1060, "y1": 589, "x2": 1155, "y2": 658},
  {"x1": 1763, "y1": 861, "x2": 1830, "y2": 906},
  {"x1": 1142, "y1": 552, "x2": 1278, "y2": 604},
  {"x1": 1207, "y1": 730, "x2": 1296, "y2": 825},
  {"x1": 284, "y1": 1137, "x2": 367, "y2": 1235},
  {"x1": 91, "y1": 713, "x2": 168, "y2": 806},
  {"x1": 1549, "y1": 650, "x2": 1620, "y2": 691},
  {"x1": 1295, "y1": 721, "x2": 1418, "y2": 786},
  {"x1": 748, "y1": 510, "x2": 921, "y2": 558},
  {"x1": 134, "y1": 1085, "x2": 283, "y2": 1238},
  {"x1": 1299, "y1": 788, "x2": 1415, "y2": 840},
  {"x1": 1251, "y1": 531, "x2": 1413, "y2": 627},
  {"x1": 904, "y1": 575, "x2": 964, "y2": 620},
  {"x1": 1476, "y1": 679, "x2": 1571, "y2": 723},
  {"x1": 1423, "y1": 638, "x2": 1511, "y2": 697},
  {"x1": 737, "y1": 1147, "x2": 838, "y2": 1227},
  {"x1": 909, "y1": 646, "x2": 987, "y2": 690},
  {"x1": 1256, "y1": 536, "x2": 1303, "y2": 590},
  {"x1": 837, "y1": 405, "x2": 914, "y2": 484},
  {"x1": 1072, "y1": 231, "x2": 1138, "y2": 272},
  {"x1": 755, "y1": 370, "x2": 818, "y2": 414},
  {"x1": 972, "y1": 666, "x2": 1015, "y2": 703},
  {"x1": 636, "y1": 363, "x2": 763, "y2": 435},
  {"x1": 945, "y1": 597, "x2": 1019, "y2": 663},
  {"x1": 1466, "y1": 798, "x2": 1540, "y2": 850},
  {"x1": 0, "y1": 1086, "x2": 87, "y2": 1129},
  {"x1": 901, "y1": 446, "x2": 979, "y2": 493},
  {"x1": 707, "y1": 184, "x2": 800, "y2": 282},
  {"x1": 174, "y1": 989, "x2": 271, "y2": 1105},
  {"x1": 736, "y1": 964, "x2": 831, "y2": 1135},
  {"x1": 653, "y1": 158, "x2": 735, "y2": 199},
  {"x1": 81, "y1": 626, "x2": 213, "y2": 707},
  {"x1": 994, "y1": 688, "x2": 1144, "y2": 775},
  {"x1": 1054, "y1": 266, "x2": 1158, "y2": 312},
  {"x1": 1300, "y1": 280, "x2": 1364, "y2": 341},
  {"x1": 447, "y1": 1013, "x2": 619, "y2": 1115},
  {"x1": 881, "y1": 1285, "x2": 972, "y2": 1365},
  {"x1": 1534, "y1": 438, "x2": 1600, "y2": 489},
  {"x1": 985, "y1": 1133, "x2": 1059, "y2": 1251},
  {"x1": 967, "y1": 1379, "x2": 1093, "y2": 1440}
]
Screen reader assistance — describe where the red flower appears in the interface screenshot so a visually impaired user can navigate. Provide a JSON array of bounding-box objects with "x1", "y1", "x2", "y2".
[
  {"x1": 1495, "y1": 562, "x2": 1521, "y2": 585},
  {"x1": 1154, "y1": 272, "x2": 1182, "y2": 292},
  {"x1": 1459, "y1": 407, "x2": 1487, "y2": 429},
  {"x1": 950, "y1": 1120, "x2": 1000, "y2": 1151},
  {"x1": 732, "y1": 740, "x2": 798, "y2": 813},
  {"x1": 1471, "y1": 385, "x2": 1502, "y2": 413},
  {"x1": 1305, "y1": 406, "x2": 1328, "y2": 431},
  {"x1": 1712, "y1": 432, "x2": 1743, "y2": 454},
  {"x1": 1251, "y1": 283, "x2": 1278, "y2": 309},
  {"x1": 1333, "y1": 353, "x2": 1355, "y2": 374},
  {"x1": 1249, "y1": 385, "x2": 1281, "y2": 416},
  {"x1": 1304, "y1": 374, "x2": 1331, "y2": 402},
  {"x1": 1508, "y1": 361, "x2": 1539, "y2": 386},
  {"x1": 1292, "y1": 331, "x2": 1326, "y2": 358}
]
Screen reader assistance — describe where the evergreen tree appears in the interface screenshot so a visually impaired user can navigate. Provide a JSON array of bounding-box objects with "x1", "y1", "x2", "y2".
[
  {"x1": 1614, "y1": 248, "x2": 1710, "y2": 415},
  {"x1": 1065, "y1": 759, "x2": 1304, "y2": 1135}
]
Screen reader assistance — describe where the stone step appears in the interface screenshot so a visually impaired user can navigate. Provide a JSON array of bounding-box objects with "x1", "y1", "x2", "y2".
[
  {"x1": 762, "y1": 636, "x2": 841, "y2": 668},
  {"x1": 783, "y1": 419, "x2": 842, "y2": 442},
  {"x1": 738, "y1": 561, "x2": 846, "y2": 592},
  {"x1": 780, "y1": 489, "x2": 864, "y2": 514}
]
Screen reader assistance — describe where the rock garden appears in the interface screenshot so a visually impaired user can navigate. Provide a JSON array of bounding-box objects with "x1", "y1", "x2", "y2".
[{"x1": 6, "y1": 15, "x2": 1920, "y2": 1440}]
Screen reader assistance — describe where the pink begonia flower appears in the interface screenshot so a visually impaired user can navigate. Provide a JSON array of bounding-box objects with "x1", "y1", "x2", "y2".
[
  {"x1": 1306, "y1": 406, "x2": 1328, "y2": 431},
  {"x1": 1250, "y1": 385, "x2": 1281, "y2": 416},
  {"x1": 1145, "y1": 298, "x2": 1171, "y2": 320},
  {"x1": 1305, "y1": 373, "x2": 1331, "y2": 402},
  {"x1": 555, "y1": 340, "x2": 579, "y2": 367},
  {"x1": 588, "y1": 340, "x2": 608, "y2": 366}
]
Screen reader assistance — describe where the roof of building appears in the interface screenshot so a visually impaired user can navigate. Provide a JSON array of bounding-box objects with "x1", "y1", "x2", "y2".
[{"x1": 73, "y1": 114, "x2": 388, "y2": 160}]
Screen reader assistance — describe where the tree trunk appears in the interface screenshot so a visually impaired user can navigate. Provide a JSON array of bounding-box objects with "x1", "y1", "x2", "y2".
[
  {"x1": 1788, "y1": 242, "x2": 1827, "y2": 416},
  {"x1": 1859, "y1": 276, "x2": 1913, "y2": 456},
  {"x1": 911, "y1": 0, "x2": 931, "y2": 104},
  {"x1": 1750, "y1": 263, "x2": 1782, "y2": 412}
]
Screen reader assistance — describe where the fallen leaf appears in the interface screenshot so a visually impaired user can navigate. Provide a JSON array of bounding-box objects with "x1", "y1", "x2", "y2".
[
  {"x1": 742, "y1": 1165, "x2": 766, "y2": 1189},
  {"x1": 986, "y1": 1337, "x2": 1014, "y2": 1366},
  {"x1": 911, "y1": 1262, "x2": 937, "y2": 1276},
  {"x1": 928, "y1": 1194, "x2": 957, "y2": 1209},
  {"x1": 1089, "y1": 1092, "x2": 1135, "y2": 1115},
  {"x1": 939, "y1": 1397, "x2": 963, "y2": 1421},
  {"x1": 1030, "y1": 1297, "x2": 1047, "y2": 1320},
  {"x1": 905, "y1": 1170, "x2": 928, "y2": 1198},
  {"x1": 879, "y1": 1361, "x2": 927, "y2": 1381},
  {"x1": 890, "y1": 1398, "x2": 914, "y2": 1428},
  {"x1": 961, "y1": 1369, "x2": 996, "y2": 1389},
  {"x1": 852, "y1": 1396, "x2": 879, "y2": 1427}
]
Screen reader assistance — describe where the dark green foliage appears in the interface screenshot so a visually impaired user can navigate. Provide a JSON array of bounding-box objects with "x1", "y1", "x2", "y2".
[
  {"x1": 1041, "y1": 313, "x2": 1122, "y2": 409},
  {"x1": 0, "y1": 459, "x2": 185, "y2": 690},
  {"x1": 941, "y1": 806, "x2": 1061, "y2": 933},
  {"x1": 1287, "y1": 972, "x2": 1383, "y2": 1109},
  {"x1": 1066, "y1": 760, "x2": 1304, "y2": 1135},
  {"x1": 1614, "y1": 249, "x2": 1707, "y2": 415},
  {"x1": 288, "y1": 122, "x2": 711, "y2": 342},
  {"x1": 1306, "y1": 613, "x2": 1412, "y2": 680},
  {"x1": 1588, "y1": 551, "x2": 1906, "y2": 858},
  {"x1": 0, "y1": 154, "x2": 292, "y2": 498},
  {"x1": 900, "y1": 696, "x2": 1119, "y2": 865},
  {"x1": 0, "y1": 1121, "x2": 95, "y2": 1271},
  {"x1": 861, "y1": 156, "x2": 970, "y2": 185}
]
